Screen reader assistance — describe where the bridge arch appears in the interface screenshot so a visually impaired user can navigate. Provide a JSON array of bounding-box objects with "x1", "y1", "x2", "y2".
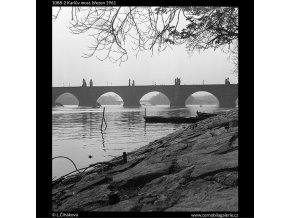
[
  {"x1": 54, "y1": 92, "x2": 79, "y2": 106},
  {"x1": 96, "y1": 92, "x2": 124, "y2": 106},
  {"x1": 185, "y1": 91, "x2": 220, "y2": 107},
  {"x1": 139, "y1": 91, "x2": 171, "y2": 106}
]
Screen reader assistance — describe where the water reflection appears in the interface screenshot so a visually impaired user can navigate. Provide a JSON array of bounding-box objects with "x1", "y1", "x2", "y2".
[
  {"x1": 144, "y1": 122, "x2": 147, "y2": 135},
  {"x1": 101, "y1": 130, "x2": 106, "y2": 151},
  {"x1": 119, "y1": 111, "x2": 143, "y2": 125},
  {"x1": 52, "y1": 105, "x2": 226, "y2": 179}
]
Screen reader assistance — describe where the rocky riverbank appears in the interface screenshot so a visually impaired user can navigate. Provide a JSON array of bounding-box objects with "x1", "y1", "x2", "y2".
[{"x1": 52, "y1": 109, "x2": 238, "y2": 212}]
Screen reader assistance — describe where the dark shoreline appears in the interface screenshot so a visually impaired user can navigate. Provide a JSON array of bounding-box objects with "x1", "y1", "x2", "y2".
[{"x1": 52, "y1": 109, "x2": 238, "y2": 212}]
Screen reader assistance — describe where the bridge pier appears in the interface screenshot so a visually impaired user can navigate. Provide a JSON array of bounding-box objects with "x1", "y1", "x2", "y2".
[
  {"x1": 218, "y1": 95, "x2": 237, "y2": 108},
  {"x1": 79, "y1": 98, "x2": 95, "y2": 107},
  {"x1": 170, "y1": 88, "x2": 186, "y2": 108},
  {"x1": 52, "y1": 96, "x2": 57, "y2": 106},
  {"x1": 78, "y1": 88, "x2": 95, "y2": 107},
  {"x1": 123, "y1": 98, "x2": 141, "y2": 107},
  {"x1": 121, "y1": 88, "x2": 141, "y2": 107},
  {"x1": 170, "y1": 101, "x2": 185, "y2": 108}
]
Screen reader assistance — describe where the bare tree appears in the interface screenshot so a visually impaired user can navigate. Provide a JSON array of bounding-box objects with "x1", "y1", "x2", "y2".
[
  {"x1": 229, "y1": 40, "x2": 238, "y2": 76},
  {"x1": 53, "y1": 7, "x2": 238, "y2": 74}
]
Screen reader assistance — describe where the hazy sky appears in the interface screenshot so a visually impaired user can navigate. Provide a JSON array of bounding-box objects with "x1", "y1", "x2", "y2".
[{"x1": 52, "y1": 7, "x2": 238, "y2": 87}]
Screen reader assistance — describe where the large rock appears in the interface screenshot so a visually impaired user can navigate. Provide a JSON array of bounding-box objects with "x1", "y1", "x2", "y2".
[
  {"x1": 71, "y1": 174, "x2": 111, "y2": 194},
  {"x1": 93, "y1": 196, "x2": 141, "y2": 211},
  {"x1": 112, "y1": 160, "x2": 174, "y2": 188},
  {"x1": 56, "y1": 184, "x2": 114, "y2": 211},
  {"x1": 165, "y1": 180, "x2": 238, "y2": 211}
]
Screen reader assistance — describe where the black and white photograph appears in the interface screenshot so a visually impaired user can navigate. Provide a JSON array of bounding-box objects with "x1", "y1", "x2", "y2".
[
  {"x1": 9, "y1": 0, "x2": 290, "y2": 217},
  {"x1": 50, "y1": 2, "x2": 245, "y2": 216}
]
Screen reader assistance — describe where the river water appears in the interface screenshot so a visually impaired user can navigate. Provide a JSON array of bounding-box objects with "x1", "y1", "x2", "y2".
[{"x1": 52, "y1": 105, "x2": 230, "y2": 179}]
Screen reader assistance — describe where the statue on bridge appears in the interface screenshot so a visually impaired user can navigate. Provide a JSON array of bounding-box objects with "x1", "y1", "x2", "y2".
[
  {"x1": 225, "y1": 77, "x2": 231, "y2": 85},
  {"x1": 90, "y1": 79, "x2": 93, "y2": 87},
  {"x1": 82, "y1": 78, "x2": 87, "y2": 87},
  {"x1": 129, "y1": 79, "x2": 135, "y2": 86},
  {"x1": 175, "y1": 77, "x2": 181, "y2": 86}
]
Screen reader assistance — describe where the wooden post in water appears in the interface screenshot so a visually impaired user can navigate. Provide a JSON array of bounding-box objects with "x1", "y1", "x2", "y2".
[
  {"x1": 123, "y1": 152, "x2": 127, "y2": 163},
  {"x1": 101, "y1": 107, "x2": 106, "y2": 131},
  {"x1": 144, "y1": 107, "x2": 147, "y2": 131},
  {"x1": 104, "y1": 112, "x2": 107, "y2": 129}
]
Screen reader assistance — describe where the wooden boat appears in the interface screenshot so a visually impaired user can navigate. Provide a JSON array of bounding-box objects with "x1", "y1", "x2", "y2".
[
  {"x1": 144, "y1": 116, "x2": 201, "y2": 123},
  {"x1": 53, "y1": 102, "x2": 63, "y2": 107},
  {"x1": 196, "y1": 111, "x2": 217, "y2": 118},
  {"x1": 93, "y1": 102, "x2": 101, "y2": 108},
  {"x1": 142, "y1": 109, "x2": 217, "y2": 124}
]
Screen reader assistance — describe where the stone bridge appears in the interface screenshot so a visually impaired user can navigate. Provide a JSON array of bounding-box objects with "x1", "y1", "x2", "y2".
[{"x1": 52, "y1": 84, "x2": 238, "y2": 108}]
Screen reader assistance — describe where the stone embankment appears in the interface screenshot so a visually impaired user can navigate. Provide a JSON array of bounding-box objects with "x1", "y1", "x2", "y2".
[{"x1": 52, "y1": 109, "x2": 238, "y2": 212}]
